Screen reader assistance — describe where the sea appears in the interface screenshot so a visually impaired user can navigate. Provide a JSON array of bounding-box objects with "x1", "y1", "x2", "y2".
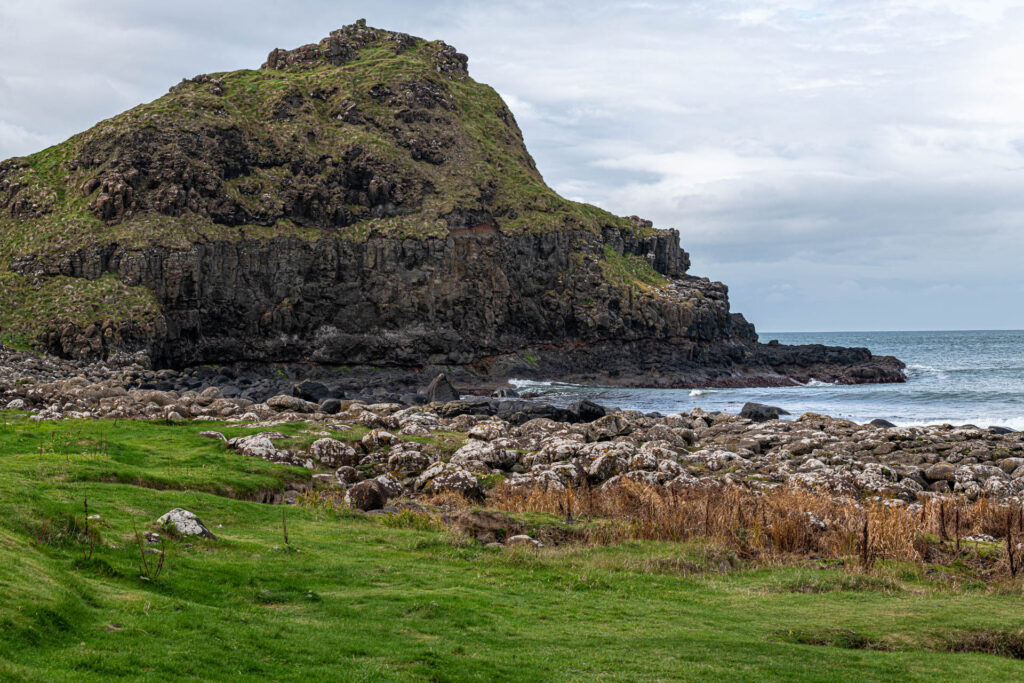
[{"x1": 510, "y1": 330, "x2": 1024, "y2": 430}]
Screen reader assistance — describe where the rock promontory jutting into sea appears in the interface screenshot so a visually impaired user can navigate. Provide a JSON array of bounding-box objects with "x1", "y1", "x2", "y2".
[{"x1": 0, "y1": 21, "x2": 904, "y2": 391}]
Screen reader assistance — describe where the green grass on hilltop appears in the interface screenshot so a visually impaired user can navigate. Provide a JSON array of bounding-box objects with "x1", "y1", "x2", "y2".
[
  {"x1": 0, "y1": 412, "x2": 1023, "y2": 680},
  {"x1": 0, "y1": 28, "x2": 661, "y2": 353},
  {"x1": 601, "y1": 245, "x2": 669, "y2": 292},
  {"x1": 0, "y1": 31, "x2": 648, "y2": 261},
  {"x1": 0, "y1": 271, "x2": 161, "y2": 352}
]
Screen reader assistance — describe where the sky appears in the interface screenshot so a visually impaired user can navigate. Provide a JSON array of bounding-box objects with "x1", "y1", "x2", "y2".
[{"x1": 1, "y1": 0, "x2": 1023, "y2": 332}]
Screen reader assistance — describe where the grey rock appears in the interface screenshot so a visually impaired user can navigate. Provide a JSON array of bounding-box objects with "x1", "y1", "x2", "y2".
[
  {"x1": 266, "y1": 394, "x2": 317, "y2": 413},
  {"x1": 309, "y1": 438, "x2": 358, "y2": 467},
  {"x1": 585, "y1": 414, "x2": 632, "y2": 442},
  {"x1": 157, "y1": 508, "x2": 216, "y2": 539}
]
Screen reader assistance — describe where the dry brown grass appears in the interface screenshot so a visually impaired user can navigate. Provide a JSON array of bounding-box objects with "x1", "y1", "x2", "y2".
[
  {"x1": 486, "y1": 481, "x2": 1024, "y2": 577},
  {"x1": 298, "y1": 476, "x2": 1024, "y2": 581}
]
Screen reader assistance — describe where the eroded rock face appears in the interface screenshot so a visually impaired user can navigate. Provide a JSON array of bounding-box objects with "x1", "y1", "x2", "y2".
[
  {"x1": 24, "y1": 232, "x2": 903, "y2": 389},
  {"x1": 1, "y1": 23, "x2": 904, "y2": 388}
]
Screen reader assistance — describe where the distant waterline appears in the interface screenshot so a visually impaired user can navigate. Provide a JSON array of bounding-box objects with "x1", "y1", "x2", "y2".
[{"x1": 509, "y1": 330, "x2": 1024, "y2": 429}]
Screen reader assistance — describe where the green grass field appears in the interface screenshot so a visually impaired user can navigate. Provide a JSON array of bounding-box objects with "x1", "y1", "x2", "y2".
[{"x1": 1, "y1": 411, "x2": 1023, "y2": 681}]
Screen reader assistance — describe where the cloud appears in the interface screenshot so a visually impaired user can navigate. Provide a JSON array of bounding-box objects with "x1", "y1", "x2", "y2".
[{"x1": 1, "y1": 0, "x2": 1022, "y2": 330}]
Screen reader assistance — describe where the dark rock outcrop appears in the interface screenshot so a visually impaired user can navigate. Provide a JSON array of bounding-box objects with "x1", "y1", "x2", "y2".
[
  {"x1": 740, "y1": 403, "x2": 790, "y2": 422},
  {"x1": 424, "y1": 373, "x2": 459, "y2": 403},
  {"x1": 0, "y1": 23, "x2": 906, "y2": 389}
]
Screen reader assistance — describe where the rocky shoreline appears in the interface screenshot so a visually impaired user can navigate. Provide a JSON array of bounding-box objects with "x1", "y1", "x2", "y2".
[{"x1": 2, "y1": 345, "x2": 1019, "y2": 508}]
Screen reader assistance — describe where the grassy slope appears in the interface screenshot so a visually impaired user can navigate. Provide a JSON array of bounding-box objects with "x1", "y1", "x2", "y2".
[
  {"x1": 0, "y1": 412, "x2": 1022, "y2": 681},
  {"x1": 1, "y1": 39, "x2": 642, "y2": 256},
  {"x1": 0, "y1": 32, "x2": 659, "y2": 352}
]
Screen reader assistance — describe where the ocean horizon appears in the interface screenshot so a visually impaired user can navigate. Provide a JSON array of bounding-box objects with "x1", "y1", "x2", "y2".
[{"x1": 510, "y1": 329, "x2": 1024, "y2": 430}]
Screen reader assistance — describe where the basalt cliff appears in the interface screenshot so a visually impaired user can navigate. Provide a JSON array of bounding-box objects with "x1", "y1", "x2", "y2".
[{"x1": 0, "y1": 21, "x2": 904, "y2": 388}]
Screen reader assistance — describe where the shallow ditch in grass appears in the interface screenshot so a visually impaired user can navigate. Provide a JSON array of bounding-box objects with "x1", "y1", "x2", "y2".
[
  {"x1": 772, "y1": 627, "x2": 1024, "y2": 660},
  {"x1": 768, "y1": 572, "x2": 902, "y2": 594}
]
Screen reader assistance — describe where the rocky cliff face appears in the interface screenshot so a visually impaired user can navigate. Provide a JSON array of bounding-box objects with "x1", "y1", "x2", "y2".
[
  {"x1": 14, "y1": 226, "x2": 708, "y2": 364},
  {"x1": 0, "y1": 21, "x2": 904, "y2": 387}
]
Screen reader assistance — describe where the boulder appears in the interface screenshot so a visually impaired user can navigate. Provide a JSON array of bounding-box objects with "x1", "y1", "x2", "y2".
[
  {"x1": 346, "y1": 480, "x2": 387, "y2": 511},
  {"x1": 373, "y1": 472, "x2": 404, "y2": 499},
  {"x1": 997, "y1": 458, "x2": 1024, "y2": 475},
  {"x1": 467, "y1": 420, "x2": 508, "y2": 441},
  {"x1": 266, "y1": 394, "x2": 317, "y2": 413},
  {"x1": 924, "y1": 462, "x2": 957, "y2": 482},
  {"x1": 644, "y1": 424, "x2": 694, "y2": 448},
  {"x1": 424, "y1": 373, "x2": 459, "y2": 403},
  {"x1": 568, "y1": 398, "x2": 607, "y2": 422},
  {"x1": 869, "y1": 418, "x2": 897, "y2": 428},
  {"x1": 585, "y1": 414, "x2": 632, "y2": 442},
  {"x1": 293, "y1": 380, "x2": 331, "y2": 402},
  {"x1": 444, "y1": 508, "x2": 521, "y2": 543},
  {"x1": 309, "y1": 438, "x2": 358, "y2": 467},
  {"x1": 451, "y1": 440, "x2": 518, "y2": 471},
  {"x1": 493, "y1": 400, "x2": 567, "y2": 425},
  {"x1": 587, "y1": 454, "x2": 621, "y2": 483},
  {"x1": 157, "y1": 508, "x2": 216, "y2": 539},
  {"x1": 506, "y1": 534, "x2": 543, "y2": 549},
  {"x1": 194, "y1": 386, "x2": 223, "y2": 406},
  {"x1": 387, "y1": 448, "x2": 435, "y2": 476},
  {"x1": 415, "y1": 462, "x2": 483, "y2": 500},
  {"x1": 230, "y1": 434, "x2": 282, "y2": 460},
  {"x1": 361, "y1": 429, "x2": 397, "y2": 450},
  {"x1": 335, "y1": 465, "x2": 359, "y2": 484},
  {"x1": 739, "y1": 403, "x2": 790, "y2": 422},
  {"x1": 319, "y1": 398, "x2": 342, "y2": 415}
]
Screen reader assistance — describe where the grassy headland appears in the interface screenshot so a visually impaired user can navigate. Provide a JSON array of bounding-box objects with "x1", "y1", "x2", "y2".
[{"x1": 0, "y1": 411, "x2": 1023, "y2": 680}]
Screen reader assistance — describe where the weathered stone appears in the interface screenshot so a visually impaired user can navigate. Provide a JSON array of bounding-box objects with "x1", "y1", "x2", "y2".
[
  {"x1": 506, "y1": 534, "x2": 543, "y2": 549},
  {"x1": 266, "y1": 394, "x2": 317, "y2": 413},
  {"x1": 924, "y1": 462, "x2": 957, "y2": 482},
  {"x1": 346, "y1": 480, "x2": 386, "y2": 511},
  {"x1": 414, "y1": 462, "x2": 483, "y2": 499},
  {"x1": 156, "y1": 508, "x2": 216, "y2": 539},
  {"x1": 309, "y1": 438, "x2": 358, "y2": 467},
  {"x1": 585, "y1": 415, "x2": 632, "y2": 442}
]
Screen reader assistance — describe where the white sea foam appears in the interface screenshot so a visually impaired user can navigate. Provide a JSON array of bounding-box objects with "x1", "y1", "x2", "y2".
[
  {"x1": 509, "y1": 378, "x2": 552, "y2": 388},
  {"x1": 508, "y1": 378, "x2": 580, "y2": 390},
  {"x1": 905, "y1": 363, "x2": 948, "y2": 379},
  {"x1": 887, "y1": 416, "x2": 1024, "y2": 431},
  {"x1": 689, "y1": 389, "x2": 715, "y2": 397}
]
